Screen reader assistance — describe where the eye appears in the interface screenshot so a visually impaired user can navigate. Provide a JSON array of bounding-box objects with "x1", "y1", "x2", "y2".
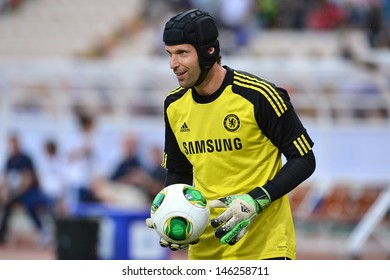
[{"x1": 174, "y1": 50, "x2": 186, "y2": 57}]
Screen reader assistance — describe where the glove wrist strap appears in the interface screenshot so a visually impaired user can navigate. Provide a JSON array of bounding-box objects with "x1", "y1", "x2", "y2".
[{"x1": 247, "y1": 186, "x2": 271, "y2": 213}]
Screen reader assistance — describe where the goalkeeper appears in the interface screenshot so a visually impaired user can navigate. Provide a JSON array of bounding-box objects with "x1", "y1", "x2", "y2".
[{"x1": 147, "y1": 9, "x2": 316, "y2": 260}]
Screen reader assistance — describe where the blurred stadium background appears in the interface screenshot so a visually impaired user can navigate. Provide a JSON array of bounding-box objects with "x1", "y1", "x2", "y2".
[{"x1": 0, "y1": 0, "x2": 390, "y2": 260}]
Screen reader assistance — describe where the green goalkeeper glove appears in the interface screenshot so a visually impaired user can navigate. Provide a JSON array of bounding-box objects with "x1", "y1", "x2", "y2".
[
  {"x1": 210, "y1": 187, "x2": 271, "y2": 245},
  {"x1": 145, "y1": 218, "x2": 199, "y2": 251}
]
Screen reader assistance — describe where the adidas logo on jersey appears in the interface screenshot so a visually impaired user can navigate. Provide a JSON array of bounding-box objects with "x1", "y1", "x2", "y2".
[{"x1": 180, "y1": 122, "x2": 190, "y2": 132}]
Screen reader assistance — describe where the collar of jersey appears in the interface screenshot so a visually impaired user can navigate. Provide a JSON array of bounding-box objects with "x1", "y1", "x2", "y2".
[{"x1": 191, "y1": 65, "x2": 233, "y2": 104}]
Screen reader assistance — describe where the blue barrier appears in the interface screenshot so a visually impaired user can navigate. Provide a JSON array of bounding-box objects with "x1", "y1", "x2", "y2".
[{"x1": 72, "y1": 203, "x2": 169, "y2": 260}]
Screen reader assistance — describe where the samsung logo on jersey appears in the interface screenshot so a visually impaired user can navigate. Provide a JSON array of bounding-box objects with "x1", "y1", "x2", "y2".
[{"x1": 182, "y1": 138, "x2": 242, "y2": 154}]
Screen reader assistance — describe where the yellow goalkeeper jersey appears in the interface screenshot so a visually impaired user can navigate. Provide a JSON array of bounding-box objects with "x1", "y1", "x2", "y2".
[{"x1": 162, "y1": 66, "x2": 313, "y2": 260}]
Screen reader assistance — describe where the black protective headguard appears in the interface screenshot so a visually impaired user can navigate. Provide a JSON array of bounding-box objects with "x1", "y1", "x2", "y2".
[{"x1": 163, "y1": 9, "x2": 220, "y2": 85}]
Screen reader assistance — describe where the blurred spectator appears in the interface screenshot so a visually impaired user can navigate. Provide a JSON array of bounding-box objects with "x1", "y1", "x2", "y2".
[
  {"x1": 63, "y1": 113, "x2": 101, "y2": 212},
  {"x1": 276, "y1": 0, "x2": 310, "y2": 30},
  {"x1": 365, "y1": 2, "x2": 389, "y2": 48},
  {"x1": 257, "y1": 0, "x2": 279, "y2": 28},
  {"x1": 36, "y1": 139, "x2": 67, "y2": 216},
  {"x1": 217, "y1": 0, "x2": 258, "y2": 54},
  {"x1": 385, "y1": 0, "x2": 390, "y2": 26},
  {"x1": 145, "y1": 145, "x2": 167, "y2": 199},
  {"x1": 306, "y1": 0, "x2": 345, "y2": 30},
  {"x1": 0, "y1": 133, "x2": 52, "y2": 245},
  {"x1": 107, "y1": 134, "x2": 147, "y2": 186},
  {"x1": 0, "y1": 0, "x2": 24, "y2": 14},
  {"x1": 91, "y1": 134, "x2": 151, "y2": 208},
  {"x1": 342, "y1": 0, "x2": 366, "y2": 29}
]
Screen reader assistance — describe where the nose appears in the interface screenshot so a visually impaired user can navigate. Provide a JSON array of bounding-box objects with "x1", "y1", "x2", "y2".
[{"x1": 169, "y1": 54, "x2": 178, "y2": 70}]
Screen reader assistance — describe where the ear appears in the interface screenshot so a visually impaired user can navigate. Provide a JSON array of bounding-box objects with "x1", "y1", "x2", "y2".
[{"x1": 208, "y1": 47, "x2": 215, "y2": 55}]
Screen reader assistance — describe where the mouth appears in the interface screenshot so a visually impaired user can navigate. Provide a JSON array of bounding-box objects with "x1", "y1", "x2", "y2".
[{"x1": 175, "y1": 70, "x2": 186, "y2": 80}]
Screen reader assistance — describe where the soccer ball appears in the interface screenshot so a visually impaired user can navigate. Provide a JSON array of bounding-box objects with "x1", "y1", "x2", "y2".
[{"x1": 150, "y1": 183, "x2": 210, "y2": 245}]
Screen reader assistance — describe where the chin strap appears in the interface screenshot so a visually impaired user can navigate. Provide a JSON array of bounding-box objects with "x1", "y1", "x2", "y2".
[
  {"x1": 194, "y1": 42, "x2": 219, "y2": 86},
  {"x1": 194, "y1": 66, "x2": 211, "y2": 86}
]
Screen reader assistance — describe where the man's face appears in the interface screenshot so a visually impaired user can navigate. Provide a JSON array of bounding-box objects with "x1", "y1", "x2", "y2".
[
  {"x1": 9, "y1": 136, "x2": 20, "y2": 155},
  {"x1": 165, "y1": 44, "x2": 201, "y2": 88}
]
